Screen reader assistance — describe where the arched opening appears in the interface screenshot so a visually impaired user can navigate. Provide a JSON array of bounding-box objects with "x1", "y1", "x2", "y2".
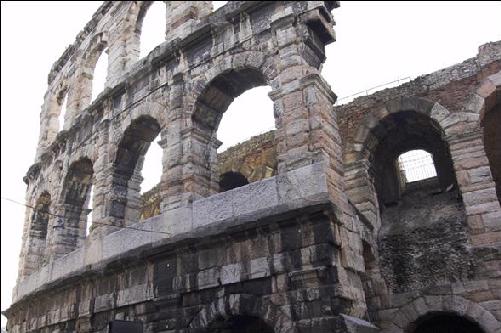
[
  {"x1": 111, "y1": 116, "x2": 162, "y2": 222},
  {"x1": 483, "y1": 102, "x2": 501, "y2": 204},
  {"x1": 91, "y1": 48, "x2": 108, "y2": 102},
  {"x1": 138, "y1": 1, "x2": 166, "y2": 58},
  {"x1": 61, "y1": 158, "x2": 93, "y2": 253},
  {"x1": 368, "y1": 111, "x2": 470, "y2": 294},
  {"x1": 219, "y1": 171, "x2": 249, "y2": 192},
  {"x1": 28, "y1": 192, "x2": 51, "y2": 267},
  {"x1": 208, "y1": 315, "x2": 274, "y2": 333},
  {"x1": 410, "y1": 312, "x2": 484, "y2": 333},
  {"x1": 370, "y1": 111, "x2": 456, "y2": 207},
  {"x1": 192, "y1": 68, "x2": 276, "y2": 195},
  {"x1": 57, "y1": 89, "x2": 69, "y2": 132}
]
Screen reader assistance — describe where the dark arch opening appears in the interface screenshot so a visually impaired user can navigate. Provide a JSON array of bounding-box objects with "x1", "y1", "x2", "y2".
[
  {"x1": 370, "y1": 111, "x2": 470, "y2": 294},
  {"x1": 111, "y1": 116, "x2": 161, "y2": 220},
  {"x1": 208, "y1": 315, "x2": 274, "y2": 333},
  {"x1": 483, "y1": 103, "x2": 501, "y2": 204},
  {"x1": 411, "y1": 312, "x2": 484, "y2": 333},
  {"x1": 219, "y1": 171, "x2": 249, "y2": 192},
  {"x1": 370, "y1": 111, "x2": 456, "y2": 207},
  {"x1": 61, "y1": 158, "x2": 93, "y2": 253}
]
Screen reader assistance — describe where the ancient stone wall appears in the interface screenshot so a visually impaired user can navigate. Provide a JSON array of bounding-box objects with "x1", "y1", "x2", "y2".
[
  {"x1": 7, "y1": 1, "x2": 376, "y2": 332},
  {"x1": 6, "y1": 1, "x2": 501, "y2": 333},
  {"x1": 336, "y1": 41, "x2": 501, "y2": 332}
]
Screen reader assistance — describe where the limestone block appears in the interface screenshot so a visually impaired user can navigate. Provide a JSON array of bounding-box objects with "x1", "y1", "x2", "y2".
[
  {"x1": 231, "y1": 177, "x2": 278, "y2": 218},
  {"x1": 221, "y1": 263, "x2": 241, "y2": 285},
  {"x1": 192, "y1": 191, "x2": 234, "y2": 228}
]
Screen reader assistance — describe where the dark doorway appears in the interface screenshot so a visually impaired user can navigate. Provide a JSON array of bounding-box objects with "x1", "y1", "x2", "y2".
[
  {"x1": 208, "y1": 315, "x2": 273, "y2": 333},
  {"x1": 219, "y1": 171, "x2": 249, "y2": 192},
  {"x1": 413, "y1": 312, "x2": 484, "y2": 333}
]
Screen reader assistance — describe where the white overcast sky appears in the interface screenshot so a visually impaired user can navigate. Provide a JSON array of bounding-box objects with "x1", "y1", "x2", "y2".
[{"x1": 1, "y1": 1, "x2": 500, "y2": 327}]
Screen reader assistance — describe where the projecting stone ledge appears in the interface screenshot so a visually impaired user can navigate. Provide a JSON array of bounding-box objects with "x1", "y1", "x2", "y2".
[{"x1": 12, "y1": 162, "x2": 331, "y2": 303}]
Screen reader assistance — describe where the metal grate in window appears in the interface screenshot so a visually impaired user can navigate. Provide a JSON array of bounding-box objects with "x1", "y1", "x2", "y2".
[{"x1": 398, "y1": 150, "x2": 437, "y2": 182}]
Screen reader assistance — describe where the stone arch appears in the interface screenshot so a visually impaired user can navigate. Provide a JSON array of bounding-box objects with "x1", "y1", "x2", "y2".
[
  {"x1": 188, "y1": 294, "x2": 292, "y2": 333},
  {"x1": 187, "y1": 52, "x2": 278, "y2": 196},
  {"x1": 110, "y1": 115, "x2": 163, "y2": 223},
  {"x1": 471, "y1": 71, "x2": 501, "y2": 124},
  {"x1": 347, "y1": 96, "x2": 449, "y2": 162},
  {"x1": 120, "y1": 1, "x2": 166, "y2": 65},
  {"x1": 57, "y1": 157, "x2": 94, "y2": 255},
  {"x1": 344, "y1": 97, "x2": 456, "y2": 228},
  {"x1": 125, "y1": 99, "x2": 169, "y2": 131},
  {"x1": 21, "y1": 191, "x2": 52, "y2": 274},
  {"x1": 382, "y1": 295, "x2": 501, "y2": 333},
  {"x1": 42, "y1": 81, "x2": 71, "y2": 145},
  {"x1": 72, "y1": 31, "x2": 109, "y2": 112},
  {"x1": 344, "y1": 99, "x2": 473, "y2": 298}
]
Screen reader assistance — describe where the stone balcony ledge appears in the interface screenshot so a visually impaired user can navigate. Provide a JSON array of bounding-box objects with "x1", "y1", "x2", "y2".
[{"x1": 12, "y1": 162, "x2": 331, "y2": 304}]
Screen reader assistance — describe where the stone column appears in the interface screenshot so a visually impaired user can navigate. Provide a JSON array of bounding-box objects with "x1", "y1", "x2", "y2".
[
  {"x1": 160, "y1": 74, "x2": 189, "y2": 211},
  {"x1": 344, "y1": 160, "x2": 380, "y2": 228},
  {"x1": 268, "y1": 5, "x2": 370, "y2": 323},
  {"x1": 450, "y1": 130, "x2": 501, "y2": 253}
]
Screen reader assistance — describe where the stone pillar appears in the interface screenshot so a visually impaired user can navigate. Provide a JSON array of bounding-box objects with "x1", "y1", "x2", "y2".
[
  {"x1": 160, "y1": 74, "x2": 188, "y2": 210},
  {"x1": 450, "y1": 130, "x2": 501, "y2": 252},
  {"x1": 268, "y1": 4, "x2": 369, "y2": 323},
  {"x1": 269, "y1": 8, "x2": 349, "y2": 215},
  {"x1": 97, "y1": 165, "x2": 125, "y2": 236},
  {"x1": 344, "y1": 160, "x2": 380, "y2": 228}
]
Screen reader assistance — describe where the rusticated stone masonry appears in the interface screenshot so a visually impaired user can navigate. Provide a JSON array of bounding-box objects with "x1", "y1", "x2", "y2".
[{"x1": 5, "y1": 1, "x2": 501, "y2": 333}]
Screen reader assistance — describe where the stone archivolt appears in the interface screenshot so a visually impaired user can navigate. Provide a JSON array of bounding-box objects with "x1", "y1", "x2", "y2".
[{"x1": 5, "y1": 2, "x2": 501, "y2": 333}]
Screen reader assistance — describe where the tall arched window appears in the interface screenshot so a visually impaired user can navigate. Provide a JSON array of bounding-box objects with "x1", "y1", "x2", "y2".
[
  {"x1": 91, "y1": 49, "x2": 108, "y2": 102},
  {"x1": 192, "y1": 68, "x2": 276, "y2": 195},
  {"x1": 60, "y1": 158, "x2": 94, "y2": 254},
  {"x1": 139, "y1": 1, "x2": 166, "y2": 59},
  {"x1": 111, "y1": 116, "x2": 162, "y2": 222},
  {"x1": 366, "y1": 110, "x2": 469, "y2": 295}
]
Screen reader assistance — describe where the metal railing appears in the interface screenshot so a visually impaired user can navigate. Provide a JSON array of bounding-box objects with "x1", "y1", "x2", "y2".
[{"x1": 335, "y1": 77, "x2": 412, "y2": 105}]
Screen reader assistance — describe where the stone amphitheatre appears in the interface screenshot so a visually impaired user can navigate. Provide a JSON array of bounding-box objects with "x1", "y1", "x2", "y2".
[{"x1": 4, "y1": 1, "x2": 501, "y2": 332}]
